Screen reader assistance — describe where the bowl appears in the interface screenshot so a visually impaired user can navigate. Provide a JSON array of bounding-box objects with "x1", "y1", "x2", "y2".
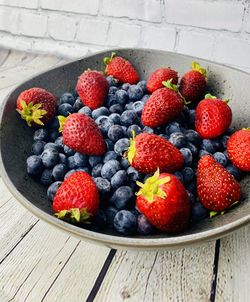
[{"x1": 0, "y1": 48, "x2": 249, "y2": 250}]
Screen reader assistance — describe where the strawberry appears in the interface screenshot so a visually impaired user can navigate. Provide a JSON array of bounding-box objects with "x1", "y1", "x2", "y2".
[
  {"x1": 146, "y1": 67, "x2": 178, "y2": 93},
  {"x1": 16, "y1": 87, "x2": 56, "y2": 126},
  {"x1": 179, "y1": 62, "x2": 206, "y2": 104},
  {"x1": 197, "y1": 155, "x2": 241, "y2": 212},
  {"x1": 227, "y1": 128, "x2": 250, "y2": 171},
  {"x1": 136, "y1": 170, "x2": 190, "y2": 233},
  {"x1": 195, "y1": 94, "x2": 232, "y2": 139},
  {"x1": 53, "y1": 171, "x2": 99, "y2": 223},
  {"x1": 127, "y1": 132, "x2": 184, "y2": 174},
  {"x1": 103, "y1": 52, "x2": 139, "y2": 84},
  {"x1": 77, "y1": 70, "x2": 109, "y2": 110},
  {"x1": 141, "y1": 79, "x2": 184, "y2": 128},
  {"x1": 59, "y1": 113, "x2": 106, "y2": 155}
]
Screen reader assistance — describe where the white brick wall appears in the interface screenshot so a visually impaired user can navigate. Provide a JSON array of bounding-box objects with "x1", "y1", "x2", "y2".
[{"x1": 0, "y1": 0, "x2": 249, "y2": 71}]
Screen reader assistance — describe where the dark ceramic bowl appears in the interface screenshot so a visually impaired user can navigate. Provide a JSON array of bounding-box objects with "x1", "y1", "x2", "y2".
[{"x1": 0, "y1": 48, "x2": 249, "y2": 250}]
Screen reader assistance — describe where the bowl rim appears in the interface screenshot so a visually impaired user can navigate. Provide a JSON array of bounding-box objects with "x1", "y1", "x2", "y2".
[{"x1": 0, "y1": 47, "x2": 249, "y2": 249}]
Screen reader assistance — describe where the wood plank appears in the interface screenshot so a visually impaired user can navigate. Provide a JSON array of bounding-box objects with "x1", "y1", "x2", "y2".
[
  {"x1": 0, "y1": 50, "x2": 37, "y2": 71},
  {"x1": 215, "y1": 226, "x2": 250, "y2": 302},
  {"x1": 0, "y1": 177, "x2": 12, "y2": 206},
  {"x1": 95, "y1": 242, "x2": 216, "y2": 302},
  {"x1": 0, "y1": 49, "x2": 10, "y2": 66}
]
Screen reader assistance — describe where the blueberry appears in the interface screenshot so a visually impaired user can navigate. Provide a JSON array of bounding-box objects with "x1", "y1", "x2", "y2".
[
  {"x1": 113, "y1": 210, "x2": 137, "y2": 234},
  {"x1": 124, "y1": 102, "x2": 134, "y2": 110},
  {"x1": 64, "y1": 169, "x2": 76, "y2": 179},
  {"x1": 73, "y1": 97, "x2": 83, "y2": 112},
  {"x1": 58, "y1": 103, "x2": 73, "y2": 116},
  {"x1": 103, "y1": 151, "x2": 119, "y2": 163},
  {"x1": 73, "y1": 87, "x2": 78, "y2": 99},
  {"x1": 101, "y1": 160, "x2": 121, "y2": 180},
  {"x1": 76, "y1": 167, "x2": 90, "y2": 173},
  {"x1": 74, "y1": 153, "x2": 88, "y2": 167},
  {"x1": 165, "y1": 122, "x2": 181, "y2": 135},
  {"x1": 109, "y1": 86, "x2": 118, "y2": 94},
  {"x1": 187, "y1": 190, "x2": 195, "y2": 204},
  {"x1": 91, "y1": 163, "x2": 103, "y2": 178},
  {"x1": 33, "y1": 129, "x2": 49, "y2": 142},
  {"x1": 182, "y1": 167, "x2": 194, "y2": 184},
  {"x1": 121, "y1": 126, "x2": 127, "y2": 136},
  {"x1": 187, "y1": 181, "x2": 197, "y2": 194},
  {"x1": 180, "y1": 148, "x2": 193, "y2": 166},
  {"x1": 108, "y1": 125, "x2": 124, "y2": 142},
  {"x1": 41, "y1": 149, "x2": 59, "y2": 168},
  {"x1": 110, "y1": 186, "x2": 134, "y2": 210},
  {"x1": 95, "y1": 116, "x2": 114, "y2": 134},
  {"x1": 31, "y1": 141, "x2": 46, "y2": 155},
  {"x1": 106, "y1": 76, "x2": 118, "y2": 87},
  {"x1": 186, "y1": 142, "x2": 198, "y2": 156},
  {"x1": 26, "y1": 155, "x2": 43, "y2": 176},
  {"x1": 120, "y1": 158, "x2": 130, "y2": 169},
  {"x1": 49, "y1": 131, "x2": 59, "y2": 142},
  {"x1": 89, "y1": 156, "x2": 102, "y2": 168},
  {"x1": 226, "y1": 127, "x2": 235, "y2": 135},
  {"x1": 92, "y1": 210, "x2": 107, "y2": 228},
  {"x1": 132, "y1": 101, "x2": 144, "y2": 115},
  {"x1": 127, "y1": 125, "x2": 141, "y2": 137},
  {"x1": 141, "y1": 94, "x2": 150, "y2": 104},
  {"x1": 129, "y1": 181, "x2": 138, "y2": 193},
  {"x1": 58, "y1": 153, "x2": 67, "y2": 165},
  {"x1": 185, "y1": 129, "x2": 201, "y2": 146},
  {"x1": 226, "y1": 164, "x2": 242, "y2": 181},
  {"x1": 137, "y1": 214, "x2": 153, "y2": 235},
  {"x1": 159, "y1": 134, "x2": 169, "y2": 140},
  {"x1": 63, "y1": 145, "x2": 75, "y2": 156},
  {"x1": 127, "y1": 166, "x2": 142, "y2": 181},
  {"x1": 220, "y1": 135, "x2": 230, "y2": 149},
  {"x1": 106, "y1": 94, "x2": 117, "y2": 107},
  {"x1": 212, "y1": 139, "x2": 221, "y2": 151},
  {"x1": 213, "y1": 152, "x2": 228, "y2": 166},
  {"x1": 111, "y1": 170, "x2": 127, "y2": 189},
  {"x1": 49, "y1": 117, "x2": 60, "y2": 130},
  {"x1": 121, "y1": 83, "x2": 130, "y2": 91},
  {"x1": 191, "y1": 202, "x2": 208, "y2": 221},
  {"x1": 109, "y1": 113, "x2": 121, "y2": 124},
  {"x1": 78, "y1": 106, "x2": 92, "y2": 117},
  {"x1": 67, "y1": 156, "x2": 77, "y2": 170},
  {"x1": 169, "y1": 132, "x2": 187, "y2": 148},
  {"x1": 40, "y1": 169, "x2": 53, "y2": 186},
  {"x1": 223, "y1": 150, "x2": 229, "y2": 161},
  {"x1": 44, "y1": 142, "x2": 60, "y2": 151},
  {"x1": 137, "y1": 80, "x2": 147, "y2": 93},
  {"x1": 109, "y1": 104, "x2": 123, "y2": 114},
  {"x1": 120, "y1": 110, "x2": 138, "y2": 126},
  {"x1": 54, "y1": 136, "x2": 64, "y2": 150},
  {"x1": 115, "y1": 90, "x2": 129, "y2": 105},
  {"x1": 92, "y1": 107, "x2": 109, "y2": 120},
  {"x1": 173, "y1": 171, "x2": 184, "y2": 183},
  {"x1": 143, "y1": 174, "x2": 152, "y2": 182},
  {"x1": 114, "y1": 138, "x2": 130, "y2": 155},
  {"x1": 105, "y1": 206, "x2": 118, "y2": 228},
  {"x1": 199, "y1": 149, "x2": 211, "y2": 158},
  {"x1": 200, "y1": 139, "x2": 215, "y2": 153},
  {"x1": 52, "y1": 164, "x2": 67, "y2": 181},
  {"x1": 58, "y1": 93, "x2": 75, "y2": 105},
  {"x1": 47, "y1": 181, "x2": 62, "y2": 201},
  {"x1": 94, "y1": 177, "x2": 111, "y2": 193},
  {"x1": 143, "y1": 126, "x2": 154, "y2": 134},
  {"x1": 105, "y1": 139, "x2": 114, "y2": 151},
  {"x1": 189, "y1": 109, "x2": 196, "y2": 125},
  {"x1": 128, "y1": 85, "x2": 144, "y2": 101}
]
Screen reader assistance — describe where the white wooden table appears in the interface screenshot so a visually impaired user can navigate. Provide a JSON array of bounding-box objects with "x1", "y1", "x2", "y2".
[{"x1": 0, "y1": 48, "x2": 249, "y2": 302}]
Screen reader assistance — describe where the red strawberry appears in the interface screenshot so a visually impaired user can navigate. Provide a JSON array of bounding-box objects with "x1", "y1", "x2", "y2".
[
  {"x1": 77, "y1": 70, "x2": 109, "y2": 110},
  {"x1": 136, "y1": 170, "x2": 190, "y2": 233},
  {"x1": 179, "y1": 62, "x2": 206, "y2": 104},
  {"x1": 59, "y1": 113, "x2": 106, "y2": 155},
  {"x1": 227, "y1": 128, "x2": 250, "y2": 171},
  {"x1": 53, "y1": 171, "x2": 99, "y2": 223},
  {"x1": 104, "y1": 52, "x2": 139, "y2": 84},
  {"x1": 141, "y1": 80, "x2": 184, "y2": 128},
  {"x1": 127, "y1": 132, "x2": 184, "y2": 174},
  {"x1": 16, "y1": 87, "x2": 56, "y2": 126},
  {"x1": 146, "y1": 67, "x2": 178, "y2": 93},
  {"x1": 197, "y1": 155, "x2": 241, "y2": 212},
  {"x1": 195, "y1": 94, "x2": 232, "y2": 139}
]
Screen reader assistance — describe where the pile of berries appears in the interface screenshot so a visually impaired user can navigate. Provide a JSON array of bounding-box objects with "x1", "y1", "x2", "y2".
[{"x1": 18, "y1": 52, "x2": 250, "y2": 236}]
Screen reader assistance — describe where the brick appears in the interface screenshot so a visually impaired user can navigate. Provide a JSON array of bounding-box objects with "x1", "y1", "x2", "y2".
[
  {"x1": 0, "y1": 0, "x2": 38, "y2": 9},
  {"x1": 19, "y1": 12, "x2": 47, "y2": 37},
  {"x1": 48, "y1": 15, "x2": 77, "y2": 42},
  {"x1": 76, "y1": 19, "x2": 109, "y2": 45},
  {"x1": 177, "y1": 31, "x2": 215, "y2": 60},
  {"x1": 165, "y1": 0, "x2": 244, "y2": 32},
  {"x1": 213, "y1": 36, "x2": 250, "y2": 68},
  {"x1": 246, "y1": 12, "x2": 250, "y2": 33},
  {"x1": 102, "y1": 0, "x2": 161, "y2": 22},
  {"x1": 41, "y1": 0, "x2": 99, "y2": 15},
  {"x1": 141, "y1": 26, "x2": 176, "y2": 51},
  {"x1": 107, "y1": 22, "x2": 140, "y2": 47},
  {"x1": 0, "y1": 33, "x2": 32, "y2": 51},
  {"x1": 0, "y1": 8, "x2": 19, "y2": 34}
]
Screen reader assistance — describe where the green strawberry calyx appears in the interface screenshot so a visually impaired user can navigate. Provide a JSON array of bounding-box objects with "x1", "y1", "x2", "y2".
[
  {"x1": 205, "y1": 93, "x2": 230, "y2": 103},
  {"x1": 55, "y1": 208, "x2": 92, "y2": 224},
  {"x1": 16, "y1": 100, "x2": 47, "y2": 126},
  {"x1": 103, "y1": 52, "x2": 116, "y2": 66},
  {"x1": 192, "y1": 61, "x2": 207, "y2": 77},
  {"x1": 242, "y1": 128, "x2": 250, "y2": 131},
  {"x1": 58, "y1": 115, "x2": 67, "y2": 132},
  {"x1": 136, "y1": 169, "x2": 170, "y2": 202},
  {"x1": 162, "y1": 79, "x2": 178, "y2": 92},
  {"x1": 127, "y1": 130, "x2": 136, "y2": 164},
  {"x1": 210, "y1": 200, "x2": 240, "y2": 218}
]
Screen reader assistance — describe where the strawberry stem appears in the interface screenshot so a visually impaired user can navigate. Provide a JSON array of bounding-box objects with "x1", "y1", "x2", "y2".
[
  {"x1": 16, "y1": 100, "x2": 47, "y2": 126},
  {"x1": 205, "y1": 93, "x2": 217, "y2": 99},
  {"x1": 55, "y1": 208, "x2": 92, "y2": 224},
  {"x1": 103, "y1": 52, "x2": 116, "y2": 66},
  {"x1": 58, "y1": 115, "x2": 67, "y2": 132},
  {"x1": 191, "y1": 61, "x2": 207, "y2": 77},
  {"x1": 162, "y1": 79, "x2": 178, "y2": 92},
  {"x1": 127, "y1": 130, "x2": 136, "y2": 164}
]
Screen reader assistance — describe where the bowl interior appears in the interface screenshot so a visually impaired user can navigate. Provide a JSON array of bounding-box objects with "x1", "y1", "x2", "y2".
[{"x1": 0, "y1": 48, "x2": 249, "y2": 248}]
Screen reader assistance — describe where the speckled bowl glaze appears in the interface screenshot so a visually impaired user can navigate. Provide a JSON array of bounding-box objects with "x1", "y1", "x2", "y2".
[{"x1": 0, "y1": 48, "x2": 249, "y2": 250}]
